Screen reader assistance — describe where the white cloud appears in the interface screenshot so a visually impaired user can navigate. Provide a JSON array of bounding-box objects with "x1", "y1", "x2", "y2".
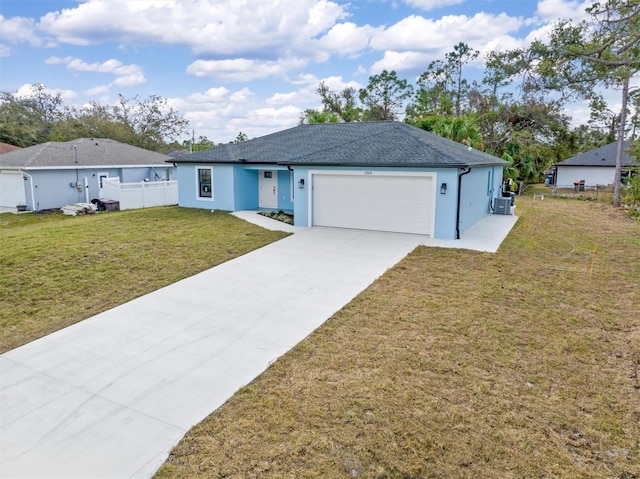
[
  {"x1": 318, "y1": 75, "x2": 363, "y2": 92},
  {"x1": 168, "y1": 86, "x2": 262, "y2": 142},
  {"x1": 37, "y1": 0, "x2": 348, "y2": 58},
  {"x1": 371, "y1": 13, "x2": 524, "y2": 54},
  {"x1": 186, "y1": 87, "x2": 231, "y2": 104},
  {"x1": 0, "y1": 44, "x2": 10, "y2": 57},
  {"x1": 85, "y1": 84, "x2": 111, "y2": 96},
  {"x1": 229, "y1": 88, "x2": 254, "y2": 103},
  {"x1": 317, "y1": 22, "x2": 380, "y2": 59},
  {"x1": 170, "y1": 73, "x2": 366, "y2": 143},
  {"x1": 536, "y1": 0, "x2": 594, "y2": 22},
  {"x1": 289, "y1": 73, "x2": 322, "y2": 86},
  {"x1": 523, "y1": 23, "x2": 556, "y2": 45},
  {"x1": 367, "y1": 11, "x2": 528, "y2": 73},
  {"x1": 230, "y1": 105, "x2": 303, "y2": 138},
  {"x1": 0, "y1": 15, "x2": 42, "y2": 47},
  {"x1": 267, "y1": 92, "x2": 300, "y2": 105},
  {"x1": 45, "y1": 56, "x2": 146, "y2": 86},
  {"x1": 14, "y1": 83, "x2": 77, "y2": 101},
  {"x1": 266, "y1": 75, "x2": 362, "y2": 106},
  {"x1": 113, "y1": 72, "x2": 145, "y2": 87},
  {"x1": 370, "y1": 51, "x2": 432, "y2": 74},
  {"x1": 482, "y1": 35, "x2": 525, "y2": 55},
  {"x1": 186, "y1": 58, "x2": 307, "y2": 82},
  {"x1": 402, "y1": 0, "x2": 465, "y2": 11}
]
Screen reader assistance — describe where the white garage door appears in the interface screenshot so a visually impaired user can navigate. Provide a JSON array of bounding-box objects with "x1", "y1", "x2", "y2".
[
  {"x1": 0, "y1": 171, "x2": 26, "y2": 208},
  {"x1": 313, "y1": 173, "x2": 435, "y2": 235}
]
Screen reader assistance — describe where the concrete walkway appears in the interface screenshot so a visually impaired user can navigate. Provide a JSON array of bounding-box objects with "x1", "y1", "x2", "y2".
[{"x1": 0, "y1": 214, "x2": 516, "y2": 478}]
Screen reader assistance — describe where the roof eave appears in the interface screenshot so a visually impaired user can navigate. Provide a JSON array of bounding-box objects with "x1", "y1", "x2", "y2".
[
  {"x1": 170, "y1": 158, "x2": 266, "y2": 164},
  {"x1": 279, "y1": 160, "x2": 506, "y2": 168},
  {"x1": 554, "y1": 163, "x2": 633, "y2": 167},
  {"x1": 14, "y1": 164, "x2": 174, "y2": 170}
]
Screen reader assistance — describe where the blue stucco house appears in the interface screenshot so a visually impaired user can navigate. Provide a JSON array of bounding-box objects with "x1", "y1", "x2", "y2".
[
  {"x1": 172, "y1": 121, "x2": 508, "y2": 240},
  {"x1": 0, "y1": 138, "x2": 174, "y2": 211}
]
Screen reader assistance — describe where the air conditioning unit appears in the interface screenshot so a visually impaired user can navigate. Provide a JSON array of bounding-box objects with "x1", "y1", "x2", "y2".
[{"x1": 494, "y1": 197, "x2": 512, "y2": 215}]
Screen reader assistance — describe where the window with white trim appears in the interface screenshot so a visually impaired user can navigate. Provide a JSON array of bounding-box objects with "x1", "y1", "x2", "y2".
[
  {"x1": 98, "y1": 173, "x2": 109, "y2": 188},
  {"x1": 197, "y1": 167, "x2": 213, "y2": 199}
]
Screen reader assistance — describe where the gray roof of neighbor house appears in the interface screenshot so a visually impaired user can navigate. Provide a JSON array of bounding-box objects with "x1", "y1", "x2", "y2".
[
  {"x1": 173, "y1": 121, "x2": 508, "y2": 168},
  {"x1": 0, "y1": 138, "x2": 171, "y2": 168},
  {"x1": 554, "y1": 141, "x2": 637, "y2": 168}
]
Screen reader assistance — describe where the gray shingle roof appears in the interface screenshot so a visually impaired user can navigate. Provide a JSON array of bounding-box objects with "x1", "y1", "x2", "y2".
[
  {"x1": 174, "y1": 121, "x2": 507, "y2": 168},
  {"x1": 555, "y1": 141, "x2": 637, "y2": 167},
  {"x1": 0, "y1": 138, "x2": 170, "y2": 168}
]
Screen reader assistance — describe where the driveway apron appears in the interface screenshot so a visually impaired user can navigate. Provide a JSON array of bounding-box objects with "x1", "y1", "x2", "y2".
[{"x1": 0, "y1": 227, "x2": 425, "y2": 478}]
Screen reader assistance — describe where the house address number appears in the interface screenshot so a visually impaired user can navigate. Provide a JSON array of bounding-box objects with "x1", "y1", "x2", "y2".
[{"x1": 364, "y1": 171, "x2": 373, "y2": 175}]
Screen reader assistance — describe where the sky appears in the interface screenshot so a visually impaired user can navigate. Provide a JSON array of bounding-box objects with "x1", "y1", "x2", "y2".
[{"x1": 0, "y1": 0, "x2": 622, "y2": 144}]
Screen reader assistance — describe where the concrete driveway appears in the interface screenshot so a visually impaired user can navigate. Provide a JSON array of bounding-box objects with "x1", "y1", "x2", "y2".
[{"x1": 0, "y1": 214, "x2": 516, "y2": 478}]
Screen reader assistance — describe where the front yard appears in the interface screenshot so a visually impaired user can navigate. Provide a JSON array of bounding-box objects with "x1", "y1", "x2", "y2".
[
  {"x1": 0, "y1": 207, "x2": 288, "y2": 353},
  {"x1": 156, "y1": 195, "x2": 640, "y2": 478},
  {"x1": 1, "y1": 197, "x2": 638, "y2": 478}
]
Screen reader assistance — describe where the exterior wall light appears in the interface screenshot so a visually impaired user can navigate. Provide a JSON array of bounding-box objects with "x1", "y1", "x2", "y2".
[
  {"x1": 298, "y1": 178, "x2": 305, "y2": 189},
  {"x1": 440, "y1": 182, "x2": 447, "y2": 194}
]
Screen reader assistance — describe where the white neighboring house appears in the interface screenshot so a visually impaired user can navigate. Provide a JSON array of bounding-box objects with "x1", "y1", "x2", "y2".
[
  {"x1": 554, "y1": 141, "x2": 637, "y2": 187},
  {"x1": 0, "y1": 138, "x2": 176, "y2": 211}
]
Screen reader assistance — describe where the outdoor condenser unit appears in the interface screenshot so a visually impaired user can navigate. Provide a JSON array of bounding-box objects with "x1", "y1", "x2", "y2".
[{"x1": 494, "y1": 197, "x2": 512, "y2": 215}]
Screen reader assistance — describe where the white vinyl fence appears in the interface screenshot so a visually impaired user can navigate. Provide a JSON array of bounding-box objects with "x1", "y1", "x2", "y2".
[{"x1": 101, "y1": 178, "x2": 178, "y2": 210}]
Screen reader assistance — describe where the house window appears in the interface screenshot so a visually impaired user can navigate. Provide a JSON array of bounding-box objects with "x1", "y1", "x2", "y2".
[{"x1": 197, "y1": 167, "x2": 213, "y2": 199}]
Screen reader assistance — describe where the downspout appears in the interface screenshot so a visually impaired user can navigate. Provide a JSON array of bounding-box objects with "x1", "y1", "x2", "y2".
[
  {"x1": 287, "y1": 165, "x2": 294, "y2": 199},
  {"x1": 21, "y1": 170, "x2": 36, "y2": 211},
  {"x1": 73, "y1": 145, "x2": 81, "y2": 202},
  {"x1": 456, "y1": 167, "x2": 471, "y2": 240}
]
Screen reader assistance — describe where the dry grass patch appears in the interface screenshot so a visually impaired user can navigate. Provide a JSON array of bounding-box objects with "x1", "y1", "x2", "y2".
[
  {"x1": 0, "y1": 207, "x2": 288, "y2": 353},
  {"x1": 156, "y1": 196, "x2": 639, "y2": 479}
]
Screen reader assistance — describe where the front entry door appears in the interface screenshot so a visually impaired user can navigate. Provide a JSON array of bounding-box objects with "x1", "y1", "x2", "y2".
[{"x1": 259, "y1": 170, "x2": 277, "y2": 208}]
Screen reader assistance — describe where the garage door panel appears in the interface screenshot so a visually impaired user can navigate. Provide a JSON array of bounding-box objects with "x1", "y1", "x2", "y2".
[{"x1": 313, "y1": 174, "x2": 434, "y2": 236}]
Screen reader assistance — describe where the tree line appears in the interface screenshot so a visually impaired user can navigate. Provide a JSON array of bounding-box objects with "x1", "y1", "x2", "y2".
[
  {"x1": 0, "y1": 83, "x2": 252, "y2": 154},
  {"x1": 0, "y1": 84, "x2": 190, "y2": 152}
]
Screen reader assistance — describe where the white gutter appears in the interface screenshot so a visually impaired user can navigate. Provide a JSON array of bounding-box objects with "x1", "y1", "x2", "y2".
[
  {"x1": 20, "y1": 164, "x2": 172, "y2": 171},
  {"x1": 20, "y1": 170, "x2": 36, "y2": 211}
]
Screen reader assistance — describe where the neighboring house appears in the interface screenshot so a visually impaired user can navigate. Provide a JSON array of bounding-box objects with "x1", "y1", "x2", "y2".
[
  {"x1": 554, "y1": 141, "x2": 638, "y2": 187},
  {"x1": 172, "y1": 121, "x2": 508, "y2": 240},
  {"x1": 0, "y1": 138, "x2": 175, "y2": 211}
]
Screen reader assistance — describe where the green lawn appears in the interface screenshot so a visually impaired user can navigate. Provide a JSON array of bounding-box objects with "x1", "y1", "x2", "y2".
[
  {"x1": 155, "y1": 196, "x2": 640, "y2": 478},
  {"x1": 0, "y1": 207, "x2": 288, "y2": 353}
]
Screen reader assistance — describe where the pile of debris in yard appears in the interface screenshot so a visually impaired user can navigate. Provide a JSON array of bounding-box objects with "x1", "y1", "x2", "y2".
[{"x1": 61, "y1": 203, "x2": 98, "y2": 216}]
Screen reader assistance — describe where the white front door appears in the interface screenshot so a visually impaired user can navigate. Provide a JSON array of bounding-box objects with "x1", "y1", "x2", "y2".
[
  {"x1": 259, "y1": 170, "x2": 278, "y2": 208},
  {"x1": 98, "y1": 173, "x2": 109, "y2": 198}
]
